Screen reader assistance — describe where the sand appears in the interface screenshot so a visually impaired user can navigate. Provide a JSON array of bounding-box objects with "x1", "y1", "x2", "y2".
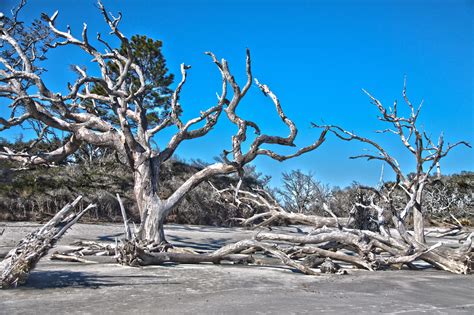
[{"x1": 0, "y1": 222, "x2": 473, "y2": 314}]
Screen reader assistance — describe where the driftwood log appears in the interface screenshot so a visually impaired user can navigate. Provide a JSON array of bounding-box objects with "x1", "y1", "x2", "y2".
[
  {"x1": 116, "y1": 239, "x2": 254, "y2": 267},
  {"x1": 0, "y1": 196, "x2": 96, "y2": 288}
]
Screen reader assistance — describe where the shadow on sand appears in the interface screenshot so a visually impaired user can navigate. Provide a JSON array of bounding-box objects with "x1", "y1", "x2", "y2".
[
  {"x1": 168, "y1": 234, "x2": 234, "y2": 251},
  {"x1": 22, "y1": 270, "x2": 181, "y2": 289}
]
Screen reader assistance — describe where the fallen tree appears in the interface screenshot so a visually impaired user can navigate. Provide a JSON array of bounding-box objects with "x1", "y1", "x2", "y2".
[
  {"x1": 0, "y1": 196, "x2": 95, "y2": 288},
  {"x1": 209, "y1": 186, "x2": 473, "y2": 274}
]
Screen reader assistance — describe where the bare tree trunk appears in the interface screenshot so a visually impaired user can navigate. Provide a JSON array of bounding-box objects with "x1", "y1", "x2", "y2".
[
  {"x1": 413, "y1": 201, "x2": 425, "y2": 243},
  {"x1": 413, "y1": 186, "x2": 425, "y2": 243},
  {"x1": 133, "y1": 159, "x2": 236, "y2": 244},
  {"x1": 137, "y1": 196, "x2": 168, "y2": 244},
  {"x1": 133, "y1": 158, "x2": 168, "y2": 244}
]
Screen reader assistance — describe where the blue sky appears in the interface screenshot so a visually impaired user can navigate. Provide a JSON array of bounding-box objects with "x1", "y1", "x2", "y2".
[{"x1": 1, "y1": 0, "x2": 473, "y2": 188}]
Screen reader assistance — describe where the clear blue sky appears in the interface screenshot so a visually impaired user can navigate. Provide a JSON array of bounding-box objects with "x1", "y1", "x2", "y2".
[{"x1": 1, "y1": 0, "x2": 473, "y2": 188}]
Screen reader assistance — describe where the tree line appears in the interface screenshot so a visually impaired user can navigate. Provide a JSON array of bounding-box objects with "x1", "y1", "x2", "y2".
[{"x1": 1, "y1": 138, "x2": 471, "y2": 228}]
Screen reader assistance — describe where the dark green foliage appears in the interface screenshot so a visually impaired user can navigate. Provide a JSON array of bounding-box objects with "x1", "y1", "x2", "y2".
[
  {"x1": 329, "y1": 182, "x2": 379, "y2": 230},
  {"x1": 0, "y1": 159, "x2": 134, "y2": 222},
  {"x1": 88, "y1": 35, "x2": 174, "y2": 125},
  {"x1": 0, "y1": 14, "x2": 55, "y2": 74},
  {"x1": 128, "y1": 35, "x2": 174, "y2": 119}
]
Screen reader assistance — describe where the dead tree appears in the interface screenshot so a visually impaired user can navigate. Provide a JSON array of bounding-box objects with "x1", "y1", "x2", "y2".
[
  {"x1": 315, "y1": 80, "x2": 470, "y2": 243},
  {"x1": 0, "y1": 196, "x2": 96, "y2": 288},
  {"x1": 276, "y1": 169, "x2": 331, "y2": 215},
  {"x1": 0, "y1": 1, "x2": 327, "y2": 245}
]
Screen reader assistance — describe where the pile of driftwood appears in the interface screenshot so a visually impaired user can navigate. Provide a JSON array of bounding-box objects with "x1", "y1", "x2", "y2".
[
  {"x1": 0, "y1": 196, "x2": 95, "y2": 288},
  {"x1": 207, "y1": 186, "x2": 472, "y2": 275},
  {"x1": 55, "y1": 189, "x2": 472, "y2": 276}
]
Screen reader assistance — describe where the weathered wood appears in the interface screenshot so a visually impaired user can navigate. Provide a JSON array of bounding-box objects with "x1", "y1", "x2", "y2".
[
  {"x1": 51, "y1": 240, "x2": 117, "y2": 260},
  {"x1": 211, "y1": 184, "x2": 348, "y2": 230},
  {"x1": 299, "y1": 246, "x2": 374, "y2": 271},
  {"x1": 116, "y1": 193, "x2": 132, "y2": 240},
  {"x1": 116, "y1": 239, "x2": 254, "y2": 267},
  {"x1": 211, "y1": 239, "x2": 318, "y2": 275},
  {"x1": 0, "y1": 197, "x2": 96, "y2": 288},
  {"x1": 51, "y1": 253, "x2": 97, "y2": 264}
]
